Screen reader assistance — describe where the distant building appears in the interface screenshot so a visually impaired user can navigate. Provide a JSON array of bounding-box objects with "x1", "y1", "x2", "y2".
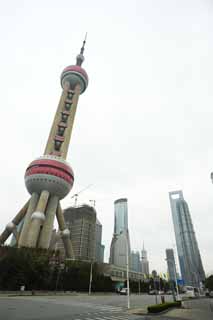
[
  {"x1": 165, "y1": 248, "x2": 177, "y2": 282},
  {"x1": 109, "y1": 230, "x2": 131, "y2": 267},
  {"x1": 95, "y1": 218, "x2": 105, "y2": 263},
  {"x1": 169, "y1": 190, "x2": 205, "y2": 286},
  {"x1": 131, "y1": 251, "x2": 141, "y2": 272},
  {"x1": 114, "y1": 198, "x2": 128, "y2": 234},
  {"x1": 56, "y1": 204, "x2": 96, "y2": 261},
  {"x1": 109, "y1": 198, "x2": 131, "y2": 268},
  {"x1": 141, "y1": 243, "x2": 149, "y2": 276}
]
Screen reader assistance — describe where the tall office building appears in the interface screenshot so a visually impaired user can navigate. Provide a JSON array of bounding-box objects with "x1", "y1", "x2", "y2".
[
  {"x1": 95, "y1": 218, "x2": 105, "y2": 263},
  {"x1": 165, "y1": 248, "x2": 177, "y2": 282},
  {"x1": 141, "y1": 243, "x2": 149, "y2": 276},
  {"x1": 131, "y1": 251, "x2": 141, "y2": 272},
  {"x1": 114, "y1": 198, "x2": 128, "y2": 234},
  {"x1": 57, "y1": 205, "x2": 96, "y2": 261},
  {"x1": 169, "y1": 190, "x2": 205, "y2": 286},
  {"x1": 109, "y1": 198, "x2": 131, "y2": 268}
]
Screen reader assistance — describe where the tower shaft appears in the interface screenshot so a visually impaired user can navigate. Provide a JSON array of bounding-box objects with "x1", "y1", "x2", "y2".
[{"x1": 44, "y1": 84, "x2": 80, "y2": 158}]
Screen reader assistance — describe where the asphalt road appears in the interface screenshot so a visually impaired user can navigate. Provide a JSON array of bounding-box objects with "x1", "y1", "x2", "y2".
[
  {"x1": 0, "y1": 293, "x2": 173, "y2": 320},
  {"x1": 1, "y1": 294, "x2": 212, "y2": 320}
]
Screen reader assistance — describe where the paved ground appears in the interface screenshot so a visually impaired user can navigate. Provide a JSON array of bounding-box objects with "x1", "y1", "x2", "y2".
[
  {"x1": 0, "y1": 293, "x2": 172, "y2": 320},
  {"x1": 158, "y1": 298, "x2": 213, "y2": 320},
  {"x1": 0, "y1": 293, "x2": 212, "y2": 320}
]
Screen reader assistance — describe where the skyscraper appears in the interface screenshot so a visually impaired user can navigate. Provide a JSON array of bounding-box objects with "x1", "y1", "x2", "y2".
[
  {"x1": 56, "y1": 205, "x2": 96, "y2": 261},
  {"x1": 165, "y1": 248, "x2": 177, "y2": 282},
  {"x1": 114, "y1": 198, "x2": 128, "y2": 234},
  {"x1": 131, "y1": 250, "x2": 141, "y2": 272},
  {"x1": 95, "y1": 218, "x2": 105, "y2": 263},
  {"x1": 169, "y1": 190, "x2": 205, "y2": 286},
  {"x1": 109, "y1": 198, "x2": 131, "y2": 268},
  {"x1": 141, "y1": 243, "x2": 149, "y2": 276},
  {"x1": 0, "y1": 38, "x2": 89, "y2": 258}
]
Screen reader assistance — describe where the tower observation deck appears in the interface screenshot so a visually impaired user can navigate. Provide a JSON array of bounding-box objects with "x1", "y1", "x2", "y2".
[{"x1": 0, "y1": 38, "x2": 89, "y2": 258}]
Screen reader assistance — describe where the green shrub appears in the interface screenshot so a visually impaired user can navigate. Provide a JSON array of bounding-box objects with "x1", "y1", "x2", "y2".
[{"x1": 147, "y1": 301, "x2": 182, "y2": 313}]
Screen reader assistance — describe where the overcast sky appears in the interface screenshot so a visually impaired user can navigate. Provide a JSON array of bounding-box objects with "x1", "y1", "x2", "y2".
[{"x1": 0, "y1": 0, "x2": 212, "y2": 275}]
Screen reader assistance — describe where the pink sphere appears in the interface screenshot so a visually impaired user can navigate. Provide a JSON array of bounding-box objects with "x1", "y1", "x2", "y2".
[{"x1": 25, "y1": 155, "x2": 74, "y2": 199}]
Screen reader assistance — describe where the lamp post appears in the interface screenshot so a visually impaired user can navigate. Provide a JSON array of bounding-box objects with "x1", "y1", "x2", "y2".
[
  {"x1": 165, "y1": 258, "x2": 180, "y2": 301},
  {"x1": 88, "y1": 260, "x2": 93, "y2": 295},
  {"x1": 126, "y1": 233, "x2": 130, "y2": 309}
]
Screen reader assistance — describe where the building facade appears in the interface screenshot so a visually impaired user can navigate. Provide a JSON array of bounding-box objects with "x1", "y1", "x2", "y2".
[
  {"x1": 141, "y1": 244, "x2": 149, "y2": 276},
  {"x1": 114, "y1": 198, "x2": 128, "y2": 234},
  {"x1": 165, "y1": 248, "x2": 177, "y2": 282},
  {"x1": 169, "y1": 190, "x2": 205, "y2": 286},
  {"x1": 109, "y1": 198, "x2": 131, "y2": 268},
  {"x1": 131, "y1": 251, "x2": 141, "y2": 272},
  {"x1": 95, "y1": 218, "x2": 105, "y2": 263},
  {"x1": 57, "y1": 205, "x2": 96, "y2": 261}
]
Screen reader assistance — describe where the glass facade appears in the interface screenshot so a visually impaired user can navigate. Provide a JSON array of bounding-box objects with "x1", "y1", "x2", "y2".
[
  {"x1": 114, "y1": 198, "x2": 128, "y2": 234},
  {"x1": 169, "y1": 191, "x2": 205, "y2": 286},
  {"x1": 109, "y1": 198, "x2": 131, "y2": 268},
  {"x1": 166, "y1": 248, "x2": 177, "y2": 282}
]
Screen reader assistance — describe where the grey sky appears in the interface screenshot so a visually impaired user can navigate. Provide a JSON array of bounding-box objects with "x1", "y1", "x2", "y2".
[{"x1": 0, "y1": 0, "x2": 212, "y2": 274}]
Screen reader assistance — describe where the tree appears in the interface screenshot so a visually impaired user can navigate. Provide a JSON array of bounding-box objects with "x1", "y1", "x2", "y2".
[{"x1": 205, "y1": 275, "x2": 213, "y2": 291}]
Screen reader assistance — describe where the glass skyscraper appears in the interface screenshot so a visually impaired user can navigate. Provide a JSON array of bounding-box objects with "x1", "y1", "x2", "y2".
[
  {"x1": 109, "y1": 198, "x2": 131, "y2": 268},
  {"x1": 165, "y1": 248, "x2": 177, "y2": 282},
  {"x1": 169, "y1": 191, "x2": 205, "y2": 287},
  {"x1": 141, "y1": 243, "x2": 149, "y2": 276},
  {"x1": 114, "y1": 198, "x2": 128, "y2": 234}
]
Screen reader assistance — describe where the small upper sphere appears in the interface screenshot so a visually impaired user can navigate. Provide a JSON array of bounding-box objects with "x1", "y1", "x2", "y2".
[
  {"x1": 25, "y1": 155, "x2": 74, "y2": 199},
  {"x1": 61, "y1": 65, "x2": 88, "y2": 94}
]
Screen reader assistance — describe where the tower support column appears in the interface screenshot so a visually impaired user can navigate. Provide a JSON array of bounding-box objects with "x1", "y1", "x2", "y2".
[
  {"x1": 38, "y1": 195, "x2": 59, "y2": 249},
  {"x1": 18, "y1": 193, "x2": 39, "y2": 247},
  {"x1": 26, "y1": 190, "x2": 49, "y2": 247},
  {"x1": 56, "y1": 204, "x2": 74, "y2": 258},
  {"x1": 0, "y1": 201, "x2": 29, "y2": 244}
]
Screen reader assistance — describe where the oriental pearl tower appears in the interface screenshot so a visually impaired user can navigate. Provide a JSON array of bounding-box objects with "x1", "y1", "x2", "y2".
[{"x1": 0, "y1": 37, "x2": 89, "y2": 257}]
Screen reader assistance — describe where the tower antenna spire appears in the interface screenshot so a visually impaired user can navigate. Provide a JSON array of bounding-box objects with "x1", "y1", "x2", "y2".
[{"x1": 76, "y1": 33, "x2": 87, "y2": 66}]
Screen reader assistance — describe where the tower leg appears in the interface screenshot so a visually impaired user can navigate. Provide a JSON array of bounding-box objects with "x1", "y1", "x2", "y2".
[
  {"x1": 0, "y1": 201, "x2": 29, "y2": 245},
  {"x1": 38, "y1": 195, "x2": 59, "y2": 249},
  {"x1": 18, "y1": 193, "x2": 39, "y2": 247},
  {"x1": 26, "y1": 190, "x2": 49, "y2": 248},
  {"x1": 56, "y1": 204, "x2": 74, "y2": 258}
]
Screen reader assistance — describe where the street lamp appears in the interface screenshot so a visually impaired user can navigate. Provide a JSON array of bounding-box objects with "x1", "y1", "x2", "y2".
[
  {"x1": 126, "y1": 233, "x2": 130, "y2": 309},
  {"x1": 165, "y1": 258, "x2": 180, "y2": 301},
  {"x1": 88, "y1": 260, "x2": 93, "y2": 295}
]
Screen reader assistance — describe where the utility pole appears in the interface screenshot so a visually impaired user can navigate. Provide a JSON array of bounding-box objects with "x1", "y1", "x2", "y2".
[
  {"x1": 88, "y1": 260, "x2": 93, "y2": 295},
  {"x1": 138, "y1": 279, "x2": 141, "y2": 295},
  {"x1": 126, "y1": 233, "x2": 130, "y2": 309}
]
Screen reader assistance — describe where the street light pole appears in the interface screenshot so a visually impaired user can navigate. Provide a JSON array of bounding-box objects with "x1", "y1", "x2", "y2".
[
  {"x1": 126, "y1": 233, "x2": 130, "y2": 309},
  {"x1": 88, "y1": 261, "x2": 93, "y2": 295}
]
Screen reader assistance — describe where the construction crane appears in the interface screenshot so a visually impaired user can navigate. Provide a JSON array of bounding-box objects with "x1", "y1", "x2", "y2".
[
  {"x1": 70, "y1": 184, "x2": 93, "y2": 207},
  {"x1": 89, "y1": 200, "x2": 96, "y2": 207}
]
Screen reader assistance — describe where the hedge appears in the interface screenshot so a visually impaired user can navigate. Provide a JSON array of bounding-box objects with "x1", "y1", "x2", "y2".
[{"x1": 147, "y1": 301, "x2": 182, "y2": 313}]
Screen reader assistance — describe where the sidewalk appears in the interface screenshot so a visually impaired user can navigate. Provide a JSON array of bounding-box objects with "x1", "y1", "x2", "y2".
[
  {"x1": 160, "y1": 299, "x2": 213, "y2": 320},
  {"x1": 128, "y1": 298, "x2": 213, "y2": 319},
  {"x1": 165, "y1": 307, "x2": 212, "y2": 320}
]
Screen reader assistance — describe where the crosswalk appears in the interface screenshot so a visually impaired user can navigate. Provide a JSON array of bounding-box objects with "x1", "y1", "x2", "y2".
[
  {"x1": 70, "y1": 313, "x2": 142, "y2": 320},
  {"x1": 65, "y1": 301, "x2": 143, "y2": 320},
  {"x1": 74, "y1": 302, "x2": 125, "y2": 313}
]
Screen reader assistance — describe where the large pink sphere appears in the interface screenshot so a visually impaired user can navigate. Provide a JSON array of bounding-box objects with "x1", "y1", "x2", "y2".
[
  {"x1": 61, "y1": 65, "x2": 88, "y2": 94},
  {"x1": 25, "y1": 155, "x2": 74, "y2": 199}
]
